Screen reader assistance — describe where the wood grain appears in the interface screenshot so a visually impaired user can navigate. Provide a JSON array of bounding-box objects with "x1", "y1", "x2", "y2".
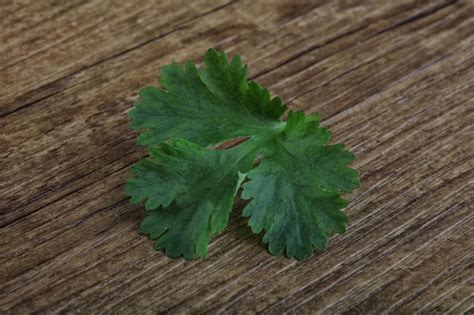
[{"x1": 1, "y1": 0, "x2": 473, "y2": 313}]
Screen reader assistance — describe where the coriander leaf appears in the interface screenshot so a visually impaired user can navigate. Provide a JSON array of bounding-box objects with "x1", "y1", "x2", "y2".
[
  {"x1": 125, "y1": 139, "x2": 257, "y2": 259},
  {"x1": 241, "y1": 111, "x2": 359, "y2": 259},
  {"x1": 130, "y1": 49, "x2": 286, "y2": 147},
  {"x1": 126, "y1": 49, "x2": 360, "y2": 260}
]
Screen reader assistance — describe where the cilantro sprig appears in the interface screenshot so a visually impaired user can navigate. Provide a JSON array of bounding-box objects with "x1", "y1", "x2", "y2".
[{"x1": 125, "y1": 49, "x2": 359, "y2": 260}]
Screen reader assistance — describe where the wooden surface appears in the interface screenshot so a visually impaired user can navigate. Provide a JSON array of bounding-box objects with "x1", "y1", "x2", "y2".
[{"x1": 1, "y1": 0, "x2": 473, "y2": 313}]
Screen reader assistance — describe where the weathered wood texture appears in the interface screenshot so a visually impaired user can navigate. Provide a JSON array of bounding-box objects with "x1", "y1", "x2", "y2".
[{"x1": 1, "y1": 0, "x2": 473, "y2": 313}]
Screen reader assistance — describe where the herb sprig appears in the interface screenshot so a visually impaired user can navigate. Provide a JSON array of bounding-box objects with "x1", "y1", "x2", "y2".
[{"x1": 125, "y1": 49, "x2": 359, "y2": 260}]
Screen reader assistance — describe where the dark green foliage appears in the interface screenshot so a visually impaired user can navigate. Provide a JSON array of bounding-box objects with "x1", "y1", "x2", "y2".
[{"x1": 126, "y1": 49, "x2": 359, "y2": 260}]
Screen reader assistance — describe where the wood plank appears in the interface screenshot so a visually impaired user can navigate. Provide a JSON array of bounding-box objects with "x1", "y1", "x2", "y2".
[{"x1": 1, "y1": 0, "x2": 472, "y2": 313}]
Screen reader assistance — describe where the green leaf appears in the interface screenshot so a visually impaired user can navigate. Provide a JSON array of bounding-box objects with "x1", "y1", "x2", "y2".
[
  {"x1": 130, "y1": 49, "x2": 286, "y2": 147},
  {"x1": 125, "y1": 139, "x2": 257, "y2": 259},
  {"x1": 126, "y1": 49, "x2": 359, "y2": 260},
  {"x1": 241, "y1": 112, "x2": 359, "y2": 259}
]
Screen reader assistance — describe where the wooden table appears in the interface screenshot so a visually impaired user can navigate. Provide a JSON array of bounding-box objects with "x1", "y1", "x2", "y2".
[{"x1": 1, "y1": 0, "x2": 473, "y2": 313}]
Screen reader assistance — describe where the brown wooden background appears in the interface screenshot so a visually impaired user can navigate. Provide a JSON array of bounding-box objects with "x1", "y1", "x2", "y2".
[{"x1": 1, "y1": 0, "x2": 473, "y2": 313}]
